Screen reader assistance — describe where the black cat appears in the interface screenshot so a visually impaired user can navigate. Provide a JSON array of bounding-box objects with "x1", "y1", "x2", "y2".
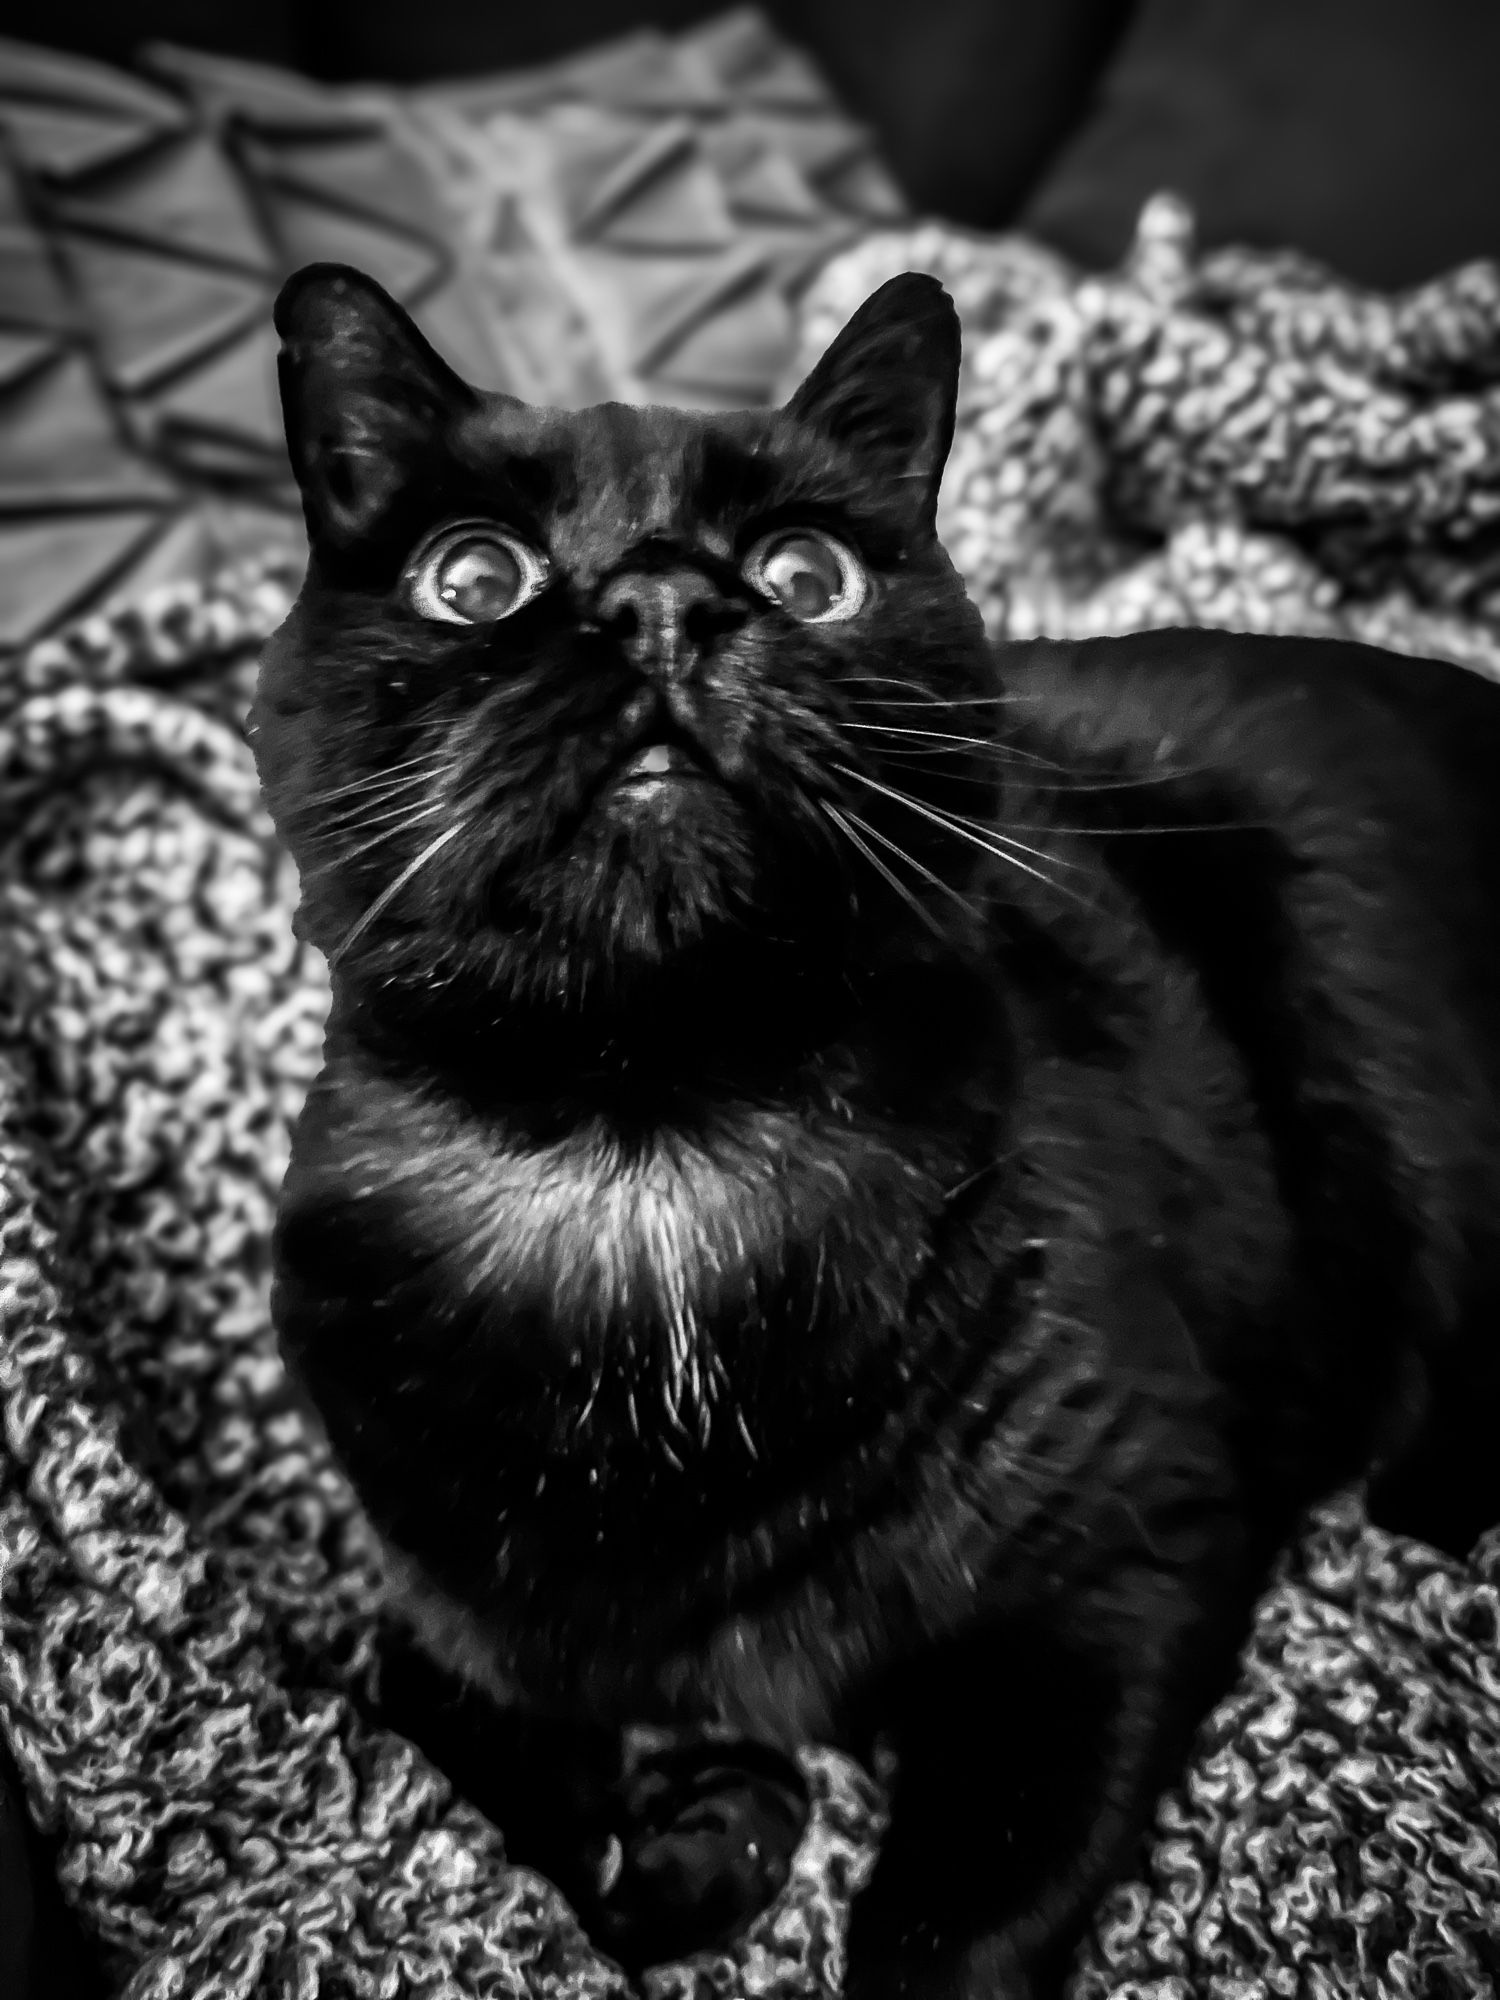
[{"x1": 252, "y1": 260, "x2": 1500, "y2": 1999}]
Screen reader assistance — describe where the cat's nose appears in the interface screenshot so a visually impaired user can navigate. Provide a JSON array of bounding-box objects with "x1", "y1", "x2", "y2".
[{"x1": 595, "y1": 568, "x2": 734, "y2": 684}]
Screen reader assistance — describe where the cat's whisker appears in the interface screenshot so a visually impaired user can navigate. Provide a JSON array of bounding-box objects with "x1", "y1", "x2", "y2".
[
  {"x1": 1015, "y1": 773, "x2": 1176, "y2": 795},
  {"x1": 344, "y1": 784, "x2": 450, "y2": 824},
  {"x1": 324, "y1": 762, "x2": 434, "y2": 794},
  {"x1": 864, "y1": 758, "x2": 1011, "y2": 786},
  {"x1": 852, "y1": 749, "x2": 1016, "y2": 784},
  {"x1": 841, "y1": 687, "x2": 1040, "y2": 710},
  {"x1": 909, "y1": 798, "x2": 1089, "y2": 869},
  {"x1": 940, "y1": 1156, "x2": 1007, "y2": 1204},
  {"x1": 886, "y1": 787, "x2": 1114, "y2": 865},
  {"x1": 325, "y1": 790, "x2": 448, "y2": 840},
  {"x1": 328, "y1": 822, "x2": 464, "y2": 967},
  {"x1": 570, "y1": 1357, "x2": 607, "y2": 1441},
  {"x1": 835, "y1": 762, "x2": 1064, "y2": 868},
  {"x1": 316, "y1": 756, "x2": 439, "y2": 807},
  {"x1": 733, "y1": 1405, "x2": 759, "y2": 1460},
  {"x1": 844, "y1": 721, "x2": 999, "y2": 748},
  {"x1": 302, "y1": 798, "x2": 449, "y2": 880},
  {"x1": 840, "y1": 673, "x2": 961, "y2": 702},
  {"x1": 833, "y1": 763, "x2": 1097, "y2": 908},
  {"x1": 822, "y1": 803, "x2": 948, "y2": 941},
  {"x1": 320, "y1": 779, "x2": 441, "y2": 832},
  {"x1": 336, "y1": 803, "x2": 448, "y2": 867},
  {"x1": 838, "y1": 806, "x2": 983, "y2": 923},
  {"x1": 845, "y1": 720, "x2": 1066, "y2": 776}
]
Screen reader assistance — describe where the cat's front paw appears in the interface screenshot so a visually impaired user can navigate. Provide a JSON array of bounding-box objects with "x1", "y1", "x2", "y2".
[{"x1": 584, "y1": 1738, "x2": 808, "y2": 1971}]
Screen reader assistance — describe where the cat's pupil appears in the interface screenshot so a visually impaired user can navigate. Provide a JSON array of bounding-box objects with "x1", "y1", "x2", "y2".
[
  {"x1": 438, "y1": 538, "x2": 522, "y2": 619},
  {"x1": 761, "y1": 536, "x2": 840, "y2": 619}
]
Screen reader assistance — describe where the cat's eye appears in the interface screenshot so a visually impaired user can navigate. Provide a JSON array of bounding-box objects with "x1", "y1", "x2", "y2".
[
  {"x1": 743, "y1": 528, "x2": 867, "y2": 623},
  {"x1": 405, "y1": 522, "x2": 550, "y2": 626}
]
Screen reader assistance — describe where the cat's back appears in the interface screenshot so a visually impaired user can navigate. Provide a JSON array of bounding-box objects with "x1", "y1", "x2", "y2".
[
  {"x1": 998, "y1": 629, "x2": 1500, "y2": 986},
  {"x1": 999, "y1": 625, "x2": 1500, "y2": 860},
  {"x1": 1001, "y1": 622, "x2": 1500, "y2": 1042},
  {"x1": 998, "y1": 627, "x2": 1500, "y2": 1545}
]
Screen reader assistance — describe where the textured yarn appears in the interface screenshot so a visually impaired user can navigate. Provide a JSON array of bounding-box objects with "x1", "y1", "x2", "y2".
[
  {"x1": 3, "y1": 205, "x2": 1500, "y2": 1998},
  {"x1": 796, "y1": 197, "x2": 1500, "y2": 680}
]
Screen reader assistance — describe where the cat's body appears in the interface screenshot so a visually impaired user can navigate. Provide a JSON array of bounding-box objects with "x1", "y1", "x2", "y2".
[{"x1": 254, "y1": 264, "x2": 1500, "y2": 1999}]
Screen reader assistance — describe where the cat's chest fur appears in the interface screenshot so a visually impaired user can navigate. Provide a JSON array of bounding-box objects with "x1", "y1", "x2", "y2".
[
  {"x1": 439, "y1": 1112, "x2": 883, "y2": 1360},
  {"x1": 289, "y1": 1058, "x2": 952, "y2": 1425}
]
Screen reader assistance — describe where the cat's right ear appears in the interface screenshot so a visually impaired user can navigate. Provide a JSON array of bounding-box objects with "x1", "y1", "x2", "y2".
[
  {"x1": 785, "y1": 272, "x2": 960, "y2": 533},
  {"x1": 274, "y1": 263, "x2": 477, "y2": 549}
]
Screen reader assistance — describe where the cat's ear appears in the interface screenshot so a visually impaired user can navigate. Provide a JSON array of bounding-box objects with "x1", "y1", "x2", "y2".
[
  {"x1": 274, "y1": 263, "x2": 477, "y2": 548},
  {"x1": 785, "y1": 273, "x2": 959, "y2": 531}
]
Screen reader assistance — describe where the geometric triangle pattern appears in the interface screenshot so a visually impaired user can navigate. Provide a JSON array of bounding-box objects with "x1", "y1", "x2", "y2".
[
  {"x1": 690, "y1": 9, "x2": 833, "y2": 110},
  {"x1": 0, "y1": 329, "x2": 66, "y2": 387},
  {"x1": 0, "y1": 11, "x2": 900, "y2": 647},
  {"x1": 557, "y1": 115, "x2": 723, "y2": 246},
  {"x1": 0, "y1": 44, "x2": 518, "y2": 650},
  {"x1": 591, "y1": 239, "x2": 773, "y2": 375},
  {"x1": 262, "y1": 187, "x2": 445, "y2": 305},
  {"x1": 51, "y1": 130, "x2": 275, "y2": 274},
  {"x1": 411, "y1": 6, "x2": 899, "y2": 409},
  {"x1": 242, "y1": 129, "x2": 450, "y2": 240},
  {"x1": 648, "y1": 276, "x2": 797, "y2": 400},
  {"x1": 57, "y1": 233, "x2": 269, "y2": 394},
  {"x1": 0, "y1": 509, "x2": 166, "y2": 647},
  {"x1": 573, "y1": 122, "x2": 736, "y2": 254},
  {"x1": 0, "y1": 98, "x2": 163, "y2": 178},
  {"x1": 0, "y1": 36, "x2": 185, "y2": 126},
  {"x1": 0, "y1": 349, "x2": 179, "y2": 508},
  {"x1": 143, "y1": 39, "x2": 360, "y2": 127},
  {"x1": 0, "y1": 215, "x2": 81, "y2": 333},
  {"x1": 707, "y1": 130, "x2": 826, "y2": 226},
  {"x1": 142, "y1": 322, "x2": 286, "y2": 459},
  {"x1": 559, "y1": 31, "x2": 730, "y2": 117}
]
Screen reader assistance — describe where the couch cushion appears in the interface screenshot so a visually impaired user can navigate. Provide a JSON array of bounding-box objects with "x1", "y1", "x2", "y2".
[{"x1": 1023, "y1": 0, "x2": 1500, "y2": 287}]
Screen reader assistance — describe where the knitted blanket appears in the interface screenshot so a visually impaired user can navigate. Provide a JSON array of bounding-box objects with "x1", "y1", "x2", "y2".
[{"x1": 3, "y1": 206, "x2": 1500, "y2": 1999}]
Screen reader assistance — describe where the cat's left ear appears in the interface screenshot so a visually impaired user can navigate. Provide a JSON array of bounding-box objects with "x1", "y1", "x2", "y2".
[
  {"x1": 785, "y1": 273, "x2": 959, "y2": 532},
  {"x1": 274, "y1": 263, "x2": 478, "y2": 549}
]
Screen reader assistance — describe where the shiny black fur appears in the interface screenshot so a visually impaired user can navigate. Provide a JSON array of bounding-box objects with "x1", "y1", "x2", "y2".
[{"x1": 253, "y1": 262, "x2": 1500, "y2": 1998}]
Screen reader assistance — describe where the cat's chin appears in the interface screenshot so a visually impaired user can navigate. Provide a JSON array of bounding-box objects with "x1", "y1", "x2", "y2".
[
  {"x1": 591, "y1": 765, "x2": 728, "y2": 833},
  {"x1": 316, "y1": 771, "x2": 846, "y2": 1049},
  {"x1": 580, "y1": 722, "x2": 750, "y2": 829},
  {"x1": 362, "y1": 864, "x2": 850, "y2": 1068},
  {"x1": 540, "y1": 770, "x2": 777, "y2": 968}
]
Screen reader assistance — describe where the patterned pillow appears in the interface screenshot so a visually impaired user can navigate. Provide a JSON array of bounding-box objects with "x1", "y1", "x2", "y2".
[{"x1": 0, "y1": 13, "x2": 900, "y2": 651}]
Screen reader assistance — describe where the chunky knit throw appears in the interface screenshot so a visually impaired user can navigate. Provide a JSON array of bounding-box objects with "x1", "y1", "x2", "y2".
[{"x1": 3, "y1": 204, "x2": 1500, "y2": 1998}]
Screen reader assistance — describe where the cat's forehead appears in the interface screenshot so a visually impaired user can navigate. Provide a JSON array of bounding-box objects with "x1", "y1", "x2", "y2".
[{"x1": 451, "y1": 395, "x2": 784, "y2": 565}]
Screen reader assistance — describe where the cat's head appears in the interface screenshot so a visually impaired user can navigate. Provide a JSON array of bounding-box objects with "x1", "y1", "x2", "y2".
[{"x1": 252, "y1": 262, "x2": 995, "y2": 1048}]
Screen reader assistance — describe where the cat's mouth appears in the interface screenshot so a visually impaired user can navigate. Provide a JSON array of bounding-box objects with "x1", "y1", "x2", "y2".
[
  {"x1": 616, "y1": 742, "x2": 714, "y2": 786},
  {"x1": 596, "y1": 725, "x2": 726, "y2": 808},
  {"x1": 575, "y1": 721, "x2": 747, "y2": 842}
]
